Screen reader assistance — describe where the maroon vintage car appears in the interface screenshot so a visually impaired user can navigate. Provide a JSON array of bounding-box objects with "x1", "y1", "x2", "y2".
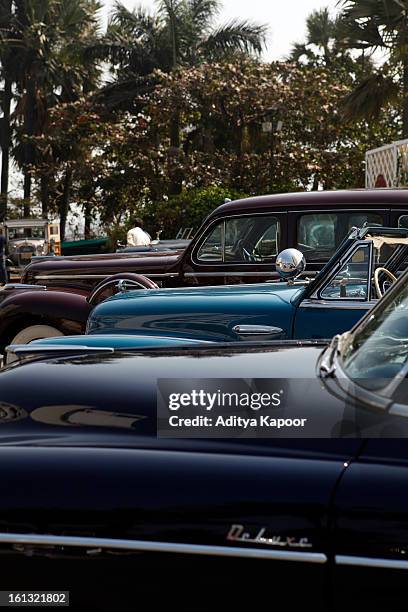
[
  {"x1": 22, "y1": 189, "x2": 408, "y2": 291},
  {"x1": 0, "y1": 188, "x2": 406, "y2": 351}
]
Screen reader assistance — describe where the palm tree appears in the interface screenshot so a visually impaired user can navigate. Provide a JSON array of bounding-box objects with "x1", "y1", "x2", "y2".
[
  {"x1": 97, "y1": 0, "x2": 267, "y2": 107},
  {"x1": 0, "y1": 0, "x2": 15, "y2": 220},
  {"x1": 338, "y1": 0, "x2": 408, "y2": 137},
  {"x1": 1, "y1": 0, "x2": 101, "y2": 220},
  {"x1": 290, "y1": 8, "x2": 339, "y2": 65},
  {"x1": 98, "y1": 0, "x2": 266, "y2": 192}
]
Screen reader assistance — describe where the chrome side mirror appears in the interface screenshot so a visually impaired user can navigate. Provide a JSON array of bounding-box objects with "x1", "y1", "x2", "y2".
[{"x1": 276, "y1": 249, "x2": 306, "y2": 280}]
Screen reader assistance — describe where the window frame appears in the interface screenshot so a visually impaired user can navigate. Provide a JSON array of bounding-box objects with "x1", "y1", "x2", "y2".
[{"x1": 310, "y1": 240, "x2": 374, "y2": 302}]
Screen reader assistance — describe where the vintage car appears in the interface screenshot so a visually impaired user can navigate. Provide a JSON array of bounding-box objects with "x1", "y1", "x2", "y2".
[
  {"x1": 80, "y1": 225, "x2": 408, "y2": 343},
  {"x1": 3, "y1": 218, "x2": 61, "y2": 276},
  {"x1": 1, "y1": 265, "x2": 408, "y2": 609},
  {"x1": 2, "y1": 224, "x2": 408, "y2": 352},
  {"x1": 21, "y1": 189, "x2": 408, "y2": 290}
]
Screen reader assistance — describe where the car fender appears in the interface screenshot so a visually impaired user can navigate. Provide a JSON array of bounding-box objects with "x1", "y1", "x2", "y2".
[{"x1": 0, "y1": 289, "x2": 92, "y2": 349}]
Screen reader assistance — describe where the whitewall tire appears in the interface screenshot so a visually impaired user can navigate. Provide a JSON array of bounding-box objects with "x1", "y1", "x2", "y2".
[{"x1": 6, "y1": 325, "x2": 64, "y2": 365}]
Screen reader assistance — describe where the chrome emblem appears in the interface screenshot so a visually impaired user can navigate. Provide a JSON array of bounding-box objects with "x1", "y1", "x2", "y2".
[{"x1": 226, "y1": 524, "x2": 313, "y2": 548}]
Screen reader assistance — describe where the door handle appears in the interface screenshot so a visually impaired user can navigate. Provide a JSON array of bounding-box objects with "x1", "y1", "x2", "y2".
[{"x1": 232, "y1": 325, "x2": 284, "y2": 336}]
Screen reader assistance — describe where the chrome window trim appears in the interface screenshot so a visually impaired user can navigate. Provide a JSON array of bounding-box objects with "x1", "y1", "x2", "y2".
[
  {"x1": 192, "y1": 212, "x2": 282, "y2": 268},
  {"x1": 299, "y1": 299, "x2": 376, "y2": 311},
  {"x1": 336, "y1": 555, "x2": 408, "y2": 570},
  {"x1": 309, "y1": 240, "x2": 373, "y2": 302},
  {"x1": 0, "y1": 532, "x2": 327, "y2": 564}
]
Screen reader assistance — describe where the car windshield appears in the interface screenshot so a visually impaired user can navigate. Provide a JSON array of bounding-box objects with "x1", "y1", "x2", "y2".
[{"x1": 341, "y1": 280, "x2": 408, "y2": 391}]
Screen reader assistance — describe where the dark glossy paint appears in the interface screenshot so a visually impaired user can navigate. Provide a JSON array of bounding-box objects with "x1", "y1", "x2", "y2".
[
  {"x1": 22, "y1": 189, "x2": 408, "y2": 291},
  {"x1": 0, "y1": 342, "x2": 408, "y2": 608}
]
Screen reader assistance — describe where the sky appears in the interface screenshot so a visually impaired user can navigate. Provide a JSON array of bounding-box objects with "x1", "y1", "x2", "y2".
[{"x1": 102, "y1": 0, "x2": 340, "y2": 61}]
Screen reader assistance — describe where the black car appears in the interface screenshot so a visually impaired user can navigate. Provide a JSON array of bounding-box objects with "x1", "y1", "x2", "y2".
[{"x1": 2, "y1": 268, "x2": 408, "y2": 609}]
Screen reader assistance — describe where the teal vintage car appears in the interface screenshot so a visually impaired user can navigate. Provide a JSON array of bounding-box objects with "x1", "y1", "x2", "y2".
[{"x1": 16, "y1": 225, "x2": 408, "y2": 355}]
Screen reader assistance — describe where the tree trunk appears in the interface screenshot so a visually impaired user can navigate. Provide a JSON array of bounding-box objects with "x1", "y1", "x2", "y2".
[
  {"x1": 403, "y1": 58, "x2": 408, "y2": 139},
  {"x1": 0, "y1": 77, "x2": 12, "y2": 222},
  {"x1": 40, "y1": 174, "x2": 49, "y2": 217},
  {"x1": 59, "y1": 168, "x2": 72, "y2": 241},
  {"x1": 23, "y1": 172, "x2": 31, "y2": 216},
  {"x1": 23, "y1": 79, "x2": 37, "y2": 216},
  {"x1": 84, "y1": 203, "x2": 92, "y2": 239}
]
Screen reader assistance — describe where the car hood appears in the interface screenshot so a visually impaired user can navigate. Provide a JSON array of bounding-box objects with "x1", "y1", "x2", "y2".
[
  {"x1": 0, "y1": 342, "x2": 328, "y2": 439},
  {"x1": 1, "y1": 341, "x2": 400, "y2": 443},
  {"x1": 22, "y1": 249, "x2": 183, "y2": 278}
]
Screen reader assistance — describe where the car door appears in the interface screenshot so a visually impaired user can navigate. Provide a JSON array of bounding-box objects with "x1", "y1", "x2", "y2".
[
  {"x1": 0, "y1": 439, "x2": 361, "y2": 611},
  {"x1": 293, "y1": 240, "x2": 377, "y2": 340},
  {"x1": 332, "y1": 440, "x2": 408, "y2": 612},
  {"x1": 182, "y1": 212, "x2": 287, "y2": 286}
]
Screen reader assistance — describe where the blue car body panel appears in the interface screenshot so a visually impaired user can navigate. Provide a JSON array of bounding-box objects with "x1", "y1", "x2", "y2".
[{"x1": 87, "y1": 283, "x2": 304, "y2": 342}]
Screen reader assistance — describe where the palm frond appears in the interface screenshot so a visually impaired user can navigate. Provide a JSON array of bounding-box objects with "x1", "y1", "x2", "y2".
[
  {"x1": 156, "y1": 0, "x2": 184, "y2": 22},
  {"x1": 306, "y1": 8, "x2": 334, "y2": 47},
  {"x1": 201, "y1": 19, "x2": 267, "y2": 57},
  {"x1": 342, "y1": 71, "x2": 400, "y2": 120},
  {"x1": 92, "y1": 73, "x2": 156, "y2": 111},
  {"x1": 288, "y1": 42, "x2": 317, "y2": 62},
  {"x1": 109, "y1": 2, "x2": 160, "y2": 36},
  {"x1": 188, "y1": 0, "x2": 220, "y2": 25}
]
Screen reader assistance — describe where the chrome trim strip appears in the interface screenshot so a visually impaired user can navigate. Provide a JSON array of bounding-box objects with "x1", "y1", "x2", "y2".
[
  {"x1": 184, "y1": 271, "x2": 277, "y2": 277},
  {"x1": 299, "y1": 299, "x2": 375, "y2": 310},
  {"x1": 34, "y1": 274, "x2": 174, "y2": 281},
  {"x1": 0, "y1": 533, "x2": 327, "y2": 563},
  {"x1": 336, "y1": 555, "x2": 408, "y2": 570},
  {"x1": 3, "y1": 284, "x2": 47, "y2": 291},
  {"x1": 6, "y1": 345, "x2": 114, "y2": 356}
]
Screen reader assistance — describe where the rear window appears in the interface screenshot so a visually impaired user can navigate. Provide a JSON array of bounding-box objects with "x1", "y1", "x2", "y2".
[{"x1": 296, "y1": 212, "x2": 383, "y2": 261}]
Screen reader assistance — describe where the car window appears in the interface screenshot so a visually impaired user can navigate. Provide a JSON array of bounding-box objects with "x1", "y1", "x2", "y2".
[
  {"x1": 7, "y1": 226, "x2": 46, "y2": 240},
  {"x1": 297, "y1": 212, "x2": 383, "y2": 261},
  {"x1": 197, "y1": 216, "x2": 279, "y2": 263},
  {"x1": 320, "y1": 244, "x2": 370, "y2": 300},
  {"x1": 196, "y1": 223, "x2": 223, "y2": 261}
]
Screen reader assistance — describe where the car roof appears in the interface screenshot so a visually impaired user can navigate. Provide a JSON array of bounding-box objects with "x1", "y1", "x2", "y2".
[
  {"x1": 4, "y1": 219, "x2": 48, "y2": 228},
  {"x1": 209, "y1": 189, "x2": 408, "y2": 218}
]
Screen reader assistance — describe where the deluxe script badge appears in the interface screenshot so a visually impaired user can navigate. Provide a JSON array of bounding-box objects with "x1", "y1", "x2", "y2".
[{"x1": 226, "y1": 524, "x2": 313, "y2": 548}]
